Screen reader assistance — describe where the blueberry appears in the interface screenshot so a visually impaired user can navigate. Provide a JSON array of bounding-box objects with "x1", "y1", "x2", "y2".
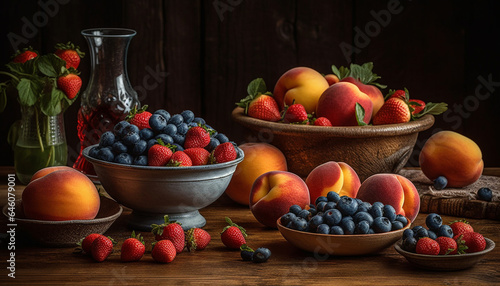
[
  {"x1": 324, "y1": 202, "x2": 336, "y2": 212},
  {"x1": 155, "y1": 134, "x2": 174, "y2": 145},
  {"x1": 433, "y1": 176, "x2": 448, "y2": 190},
  {"x1": 154, "y1": 109, "x2": 171, "y2": 122},
  {"x1": 172, "y1": 143, "x2": 184, "y2": 151},
  {"x1": 402, "y1": 229, "x2": 414, "y2": 240},
  {"x1": 402, "y1": 236, "x2": 418, "y2": 252},
  {"x1": 193, "y1": 117, "x2": 206, "y2": 125},
  {"x1": 163, "y1": 124, "x2": 177, "y2": 136},
  {"x1": 368, "y1": 228, "x2": 375, "y2": 234},
  {"x1": 315, "y1": 201, "x2": 327, "y2": 213},
  {"x1": 425, "y1": 213, "x2": 443, "y2": 231},
  {"x1": 122, "y1": 129, "x2": 141, "y2": 146},
  {"x1": 112, "y1": 141, "x2": 128, "y2": 154},
  {"x1": 354, "y1": 220, "x2": 370, "y2": 234},
  {"x1": 149, "y1": 113, "x2": 168, "y2": 133},
  {"x1": 214, "y1": 133, "x2": 229, "y2": 144},
  {"x1": 357, "y1": 202, "x2": 370, "y2": 213},
  {"x1": 280, "y1": 212, "x2": 297, "y2": 227},
  {"x1": 354, "y1": 198, "x2": 363, "y2": 206},
  {"x1": 329, "y1": 226, "x2": 344, "y2": 235},
  {"x1": 99, "y1": 131, "x2": 115, "y2": 147},
  {"x1": 89, "y1": 146, "x2": 100, "y2": 158},
  {"x1": 205, "y1": 137, "x2": 220, "y2": 152},
  {"x1": 412, "y1": 225, "x2": 423, "y2": 233},
  {"x1": 289, "y1": 205, "x2": 302, "y2": 215},
  {"x1": 436, "y1": 224, "x2": 454, "y2": 238},
  {"x1": 181, "y1": 110, "x2": 195, "y2": 124},
  {"x1": 477, "y1": 187, "x2": 493, "y2": 202},
  {"x1": 172, "y1": 133, "x2": 185, "y2": 146},
  {"x1": 297, "y1": 209, "x2": 310, "y2": 220},
  {"x1": 391, "y1": 221, "x2": 404, "y2": 231},
  {"x1": 308, "y1": 215, "x2": 323, "y2": 231},
  {"x1": 123, "y1": 124, "x2": 140, "y2": 134},
  {"x1": 315, "y1": 196, "x2": 328, "y2": 206},
  {"x1": 97, "y1": 147, "x2": 114, "y2": 162},
  {"x1": 132, "y1": 140, "x2": 147, "y2": 155},
  {"x1": 353, "y1": 212, "x2": 374, "y2": 226},
  {"x1": 383, "y1": 204, "x2": 397, "y2": 222},
  {"x1": 241, "y1": 250, "x2": 254, "y2": 261},
  {"x1": 414, "y1": 227, "x2": 429, "y2": 239},
  {"x1": 316, "y1": 224, "x2": 329, "y2": 234},
  {"x1": 139, "y1": 128, "x2": 154, "y2": 141},
  {"x1": 369, "y1": 205, "x2": 383, "y2": 218},
  {"x1": 326, "y1": 191, "x2": 340, "y2": 202},
  {"x1": 427, "y1": 230, "x2": 437, "y2": 240},
  {"x1": 114, "y1": 153, "x2": 133, "y2": 165},
  {"x1": 336, "y1": 196, "x2": 359, "y2": 216},
  {"x1": 372, "y1": 216, "x2": 392, "y2": 233},
  {"x1": 323, "y1": 209, "x2": 342, "y2": 226},
  {"x1": 133, "y1": 155, "x2": 148, "y2": 166},
  {"x1": 168, "y1": 114, "x2": 184, "y2": 126},
  {"x1": 252, "y1": 247, "x2": 271, "y2": 263},
  {"x1": 113, "y1": 121, "x2": 130, "y2": 138},
  {"x1": 176, "y1": 123, "x2": 189, "y2": 135},
  {"x1": 188, "y1": 122, "x2": 198, "y2": 128},
  {"x1": 372, "y1": 202, "x2": 384, "y2": 209},
  {"x1": 395, "y1": 214, "x2": 408, "y2": 226},
  {"x1": 291, "y1": 217, "x2": 308, "y2": 231},
  {"x1": 308, "y1": 208, "x2": 317, "y2": 216},
  {"x1": 147, "y1": 138, "x2": 158, "y2": 150},
  {"x1": 341, "y1": 218, "x2": 355, "y2": 235}
]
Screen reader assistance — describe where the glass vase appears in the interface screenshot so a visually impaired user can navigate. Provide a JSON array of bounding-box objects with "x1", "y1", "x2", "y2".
[
  {"x1": 14, "y1": 105, "x2": 67, "y2": 184},
  {"x1": 73, "y1": 28, "x2": 140, "y2": 177}
]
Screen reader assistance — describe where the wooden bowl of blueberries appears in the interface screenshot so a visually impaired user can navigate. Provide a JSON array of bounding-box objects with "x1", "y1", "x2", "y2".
[{"x1": 276, "y1": 192, "x2": 411, "y2": 256}]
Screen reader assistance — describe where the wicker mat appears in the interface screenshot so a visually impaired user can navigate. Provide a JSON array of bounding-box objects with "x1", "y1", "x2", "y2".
[{"x1": 398, "y1": 169, "x2": 500, "y2": 220}]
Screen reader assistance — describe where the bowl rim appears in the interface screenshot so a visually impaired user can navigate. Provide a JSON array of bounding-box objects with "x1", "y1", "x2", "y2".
[
  {"x1": 2, "y1": 197, "x2": 123, "y2": 225},
  {"x1": 232, "y1": 107, "x2": 435, "y2": 137},
  {"x1": 83, "y1": 144, "x2": 244, "y2": 171},
  {"x1": 394, "y1": 237, "x2": 496, "y2": 258}
]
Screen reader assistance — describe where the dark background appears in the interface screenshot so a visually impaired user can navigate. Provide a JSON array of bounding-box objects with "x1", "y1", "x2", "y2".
[{"x1": 1, "y1": 0, "x2": 499, "y2": 168}]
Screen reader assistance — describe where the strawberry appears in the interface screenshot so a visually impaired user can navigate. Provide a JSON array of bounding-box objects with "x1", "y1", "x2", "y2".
[
  {"x1": 151, "y1": 215, "x2": 185, "y2": 253},
  {"x1": 449, "y1": 220, "x2": 474, "y2": 237},
  {"x1": 148, "y1": 139, "x2": 174, "y2": 166},
  {"x1": 184, "y1": 147, "x2": 210, "y2": 166},
  {"x1": 389, "y1": 89, "x2": 407, "y2": 101},
  {"x1": 211, "y1": 142, "x2": 237, "y2": 164},
  {"x1": 283, "y1": 102, "x2": 308, "y2": 123},
  {"x1": 313, "y1": 117, "x2": 332, "y2": 126},
  {"x1": 91, "y1": 235, "x2": 115, "y2": 262},
  {"x1": 168, "y1": 150, "x2": 193, "y2": 167},
  {"x1": 77, "y1": 233, "x2": 102, "y2": 254},
  {"x1": 415, "y1": 237, "x2": 440, "y2": 255},
  {"x1": 12, "y1": 48, "x2": 38, "y2": 63},
  {"x1": 185, "y1": 228, "x2": 211, "y2": 252},
  {"x1": 409, "y1": 99, "x2": 426, "y2": 115},
  {"x1": 435, "y1": 236, "x2": 458, "y2": 255},
  {"x1": 125, "y1": 105, "x2": 152, "y2": 130},
  {"x1": 247, "y1": 94, "x2": 281, "y2": 121},
  {"x1": 458, "y1": 232, "x2": 486, "y2": 253},
  {"x1": 221, "y1": 217, "x2": 247, "y2": 249},
  {"x1": 184, "y1": 126, "x2": 211, "y2": 149},
  {"x1": 372, "y1": 97, "x2": 411, "y2": 125},
  {"x1": 151, "y1": 240, "x2": 176, "y2": 263},
  {"x1": 120, "y1": 231, "x2": 145, "y2": 262},
  {"x1": 57, "y1": 73, "x2": 82, "y2": 100},
  {"x1": 54, "y1": 41, "x2": 85, "y2": 69}
]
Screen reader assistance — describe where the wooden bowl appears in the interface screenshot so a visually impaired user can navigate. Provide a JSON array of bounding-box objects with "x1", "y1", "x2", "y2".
[
  {"x1": 2, "y1": 197, "x2": 122, "y2": 247},
  {"x1": 394, "y1": 238, "x2": 496, "y2": 271},
  {"x1": 232, "y1": 107, "x2": 434, "y2": 180},
  {"x1": 276, "y1": 218, "x2": 411, "y2": 256}
]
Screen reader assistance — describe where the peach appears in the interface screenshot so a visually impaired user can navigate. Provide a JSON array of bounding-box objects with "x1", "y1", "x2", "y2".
[
  {"x1": 340, "y1": 77, "x2": 384, "y2": 117},
  {"x1": 324, "y1": 74, "x2": 340, "y2": 86},
  {"x1": 225, "y1": 143, "x2": 287, "y2": 205},
  {"x1": 250, "y1": 171, "x2": 310, "y2": 228},
  {"x1": 305, "y1": 161, "x2": 361, "y2": 203},
  {"x1": 22, "y1": 167, "x2": 100, "y2": 221},
  {"x1": 316, "y1": 82, "x2": 373, "y2": 126},
  {"x1": 30, "y1": 166, "x2": 76, "y2": 182},
  {"x1": 356, "y1": 173, "x2": 420, "y2": 222},
  {"x1": 419, "y1": 131, "x2": 483, "y2": 188},
  {"x1": 273, "y1": 67, "x2": 330, "y2": 113}
]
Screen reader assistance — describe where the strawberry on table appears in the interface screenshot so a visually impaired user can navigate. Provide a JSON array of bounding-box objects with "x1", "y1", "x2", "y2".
[
  {"x1": 77, "y1": 233, "x2": 102, "y2": 254},
  {"x1": 212, "y1": 142, "x2": 237, "y2": 164},
  {"x1": 236, "y1": 78, "x2": 281, "y2": 122},
  {"x1": 185, "y1": 228, "x2": 211, "y2": 251},
  {"x1": 91, "y1": 235, "x2": 116, "y2": 262},
  {"x1": 184, "y1": 147, "x2": 210, "y2": 166},
  {"x1": 151, "y1": 240, "x2": 176, "y2": 263},
  {"x1": 148, "y1": 139, "x2": 174, "y2": 166},
  {"x1": 221, "y1": 217, "x2": 247, "y2": 249},
  {"x1": 283, "y1": 102, "x2": 308, "y2": 124},
  {"x1": 54, "y1": 41, "x2": 85, "y2": 69},
  {"x1": 184, "y1": 126, "x2": 211, "y2": 149},
  {"x1": 57, "y1": 72, "x2": 82, "y2": 100},
  {"x1": 372, "y1": 97, "x2": 411, "y2": 125},
  {"x1": 151, "y1": 215, "x2": 185, "y2": 253},
  {"x1": 168, "y1": 150, "x2": 193, "y2": 167},
  {"x1": 126, "y1": 105, "x2": 152, "y2": 130},
  {"x1": 120, "y1": 231, "x2": 145, "y2": 262}
]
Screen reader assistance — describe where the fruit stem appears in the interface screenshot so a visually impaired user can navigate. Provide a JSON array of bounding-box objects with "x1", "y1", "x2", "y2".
[{"x1": 34, "y1": 106, "x2": 44, "y2": 152}]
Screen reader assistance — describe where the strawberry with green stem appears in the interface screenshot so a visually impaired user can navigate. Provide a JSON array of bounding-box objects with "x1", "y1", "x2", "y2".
[
  {"x1": 236, "y1": 78, "x2": 281, "y2": 122},
  {"x1": 221, "y1": 217, "x2": 247, "y2": 249},
  {"x1": 54, "y1": 41, "x2": 85, "y2": 69}
]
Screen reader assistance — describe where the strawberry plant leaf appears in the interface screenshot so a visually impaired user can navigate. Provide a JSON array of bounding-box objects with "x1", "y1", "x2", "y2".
[
  {"x1": 331, "y1": 64, "x2": 350, "y2": 80},
  {"x1": 17, "y1": 78, "x2": 40, "y2": 106},
  {"x1": 355, "y1": 103, "x2": 368, "y2": 126},
  {"x1": 414, "y1": 102, "x2": 448, "y2": 118},
  {"x1": 247, "y1": 78, "x2": 267, "y2": 97},
  {"x1": 41, "y1": 87, "x2": 64, "y2": 116},
  {"x1": 37, "y1": 54, "x2": 66, "y2": 78}
]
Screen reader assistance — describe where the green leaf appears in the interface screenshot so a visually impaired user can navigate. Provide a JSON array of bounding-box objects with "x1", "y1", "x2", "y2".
[
  {"x1": 40, "y1": 87, "x2": 64, "y2": 116},
  {"x1": 355, "y1": 103, "x2": 368, "y2": 126},
  {"x1": 331, "y1": 64, "x2": 350, "y2": 80},
  {"x1": 17, "y1": 78, "x2": 40, "y2": 106},
  {"x1": 37, "y1": 54, "x2": 66, "y2": 78},
  {"x1": 414, "y1": 102, "x2": 448, "y2": 118},
  {"x1": 247, "y1": 78, "x2": 267, "y2": 97},
  {"x1": 5, "y1": 62, "x2": 26, "y2": 74},
  {"x1": 0, "y1": 84, "x2": 7, "y2": 113}
]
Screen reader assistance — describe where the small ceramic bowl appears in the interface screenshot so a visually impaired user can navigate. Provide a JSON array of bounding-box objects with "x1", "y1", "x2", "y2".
[
  {"x1": 276, "y1": 218, "x2": 411, "y2": 256},
  {"x1": 394, "y1": 238, "x2": 496, "y2": 271},
  {"x1": 2, "y1": 197, "x2": 122, "y2": 247},
  {"x1": 232, "y1": 107, "x2": 434, "y2": 180}
]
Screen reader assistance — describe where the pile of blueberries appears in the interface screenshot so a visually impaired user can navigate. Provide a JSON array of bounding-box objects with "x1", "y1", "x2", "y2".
[
  {"x1": 281, "y1": 192, "x2": 409, "y2": 235},
  {"x1": 401, "y1": 213, "x2": 452, "y2": 252},
  {"x1": 88, "y1": 109, "x2": 230, "y2": 166}
]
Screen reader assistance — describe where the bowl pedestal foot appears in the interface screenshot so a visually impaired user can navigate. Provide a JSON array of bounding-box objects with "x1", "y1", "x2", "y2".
[{"x1": 126, "y1": 210, "x2": 207, "y2": 231}]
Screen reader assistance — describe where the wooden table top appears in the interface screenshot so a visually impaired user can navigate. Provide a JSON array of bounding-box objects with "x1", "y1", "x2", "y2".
[{"x1": 1, "y1": 166, "x2": 499, "y2": 285}]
